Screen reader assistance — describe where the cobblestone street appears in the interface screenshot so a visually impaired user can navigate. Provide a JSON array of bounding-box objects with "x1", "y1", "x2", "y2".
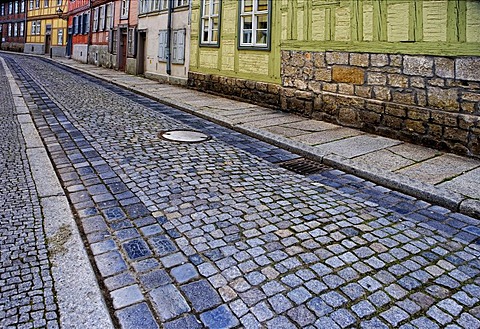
[{"x1": 2, "y1": 53, "x2": 480, "y2": 328}]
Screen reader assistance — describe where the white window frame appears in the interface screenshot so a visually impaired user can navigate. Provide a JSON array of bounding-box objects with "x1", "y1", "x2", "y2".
[
  {"x1": 8, "y1": 23, "x2": 12, "y2": 36},
  {"x1": 105, "y1": 3, "x2": 113, "y2": 29},
  {"x1": 92, "y1": 7, "x2": 98, "y2": 32},
  {"x1": 13, "y1": 22, "x2": 18, "y2": 36},
  {"x1": 14, "y1": 1, "x2": 19, "y2": 13},
  {"x1": 44, "y1": 0, "x2": 48, "y2": 8},
  {"x1": 239, "y1": 0, "x2": 270, "y2": 48},
  {"x1": 29, "y1": 0, "x2": 33, "y2": 10},
  {"x1": 200, "y1": 0, "x2": 220, "y2": 46},
  {"x1": 20, "y1": 0, "x2": 25, "y2": 12},
  {"x1": 30, "y1": 21, "x2": 35, "y2": 34},
  {"x1": 120, "y1": 0, "x2": 129, "y2": 19},
  {"x1": 98, "y1": 5, "x2": 105, "y2": 31},
  {"x1": 58, "y1": 28, "x2": 63, "y2": 45},
  {"x1": 20, "y1": 21, "x2": 24, "y2": 36},
  {"x1": 8, "y1": 2, "x2": 13, "y2": 14},
  {"x1": 127, "y1": 27, "x2": 136, "y2": 57},
  {"x1": 174, "y1": 0, "x2": 188, "y2": 8},
  {"x1": 0, "y1": 4, "x2": 4, "y2": 16},
  {"x1": 35, "y1": 0, "x2": 39, "y2": 9},
  {"x1": 57, "y1": 0, "x2": 62, "y2": 6}
]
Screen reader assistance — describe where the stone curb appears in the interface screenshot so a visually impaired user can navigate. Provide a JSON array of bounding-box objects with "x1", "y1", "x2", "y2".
[
  {"x1": 0, "y1": 56, "x2": 115, "y2": 329},
  {"x1": 39, "y1": 56, "x2": 479, "y2": 219}
]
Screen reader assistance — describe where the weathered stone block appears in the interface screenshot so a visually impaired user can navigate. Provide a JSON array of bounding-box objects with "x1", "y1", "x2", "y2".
[
  {"x1": 255, "y1": 82, "x2": 268, "y2": 92},
  {"x1": 355, "y1": 86, "x2": 372, "y2": 98},
  {"x1": 339, "y1": 107, "x2": 360, "y2": 126},
  {"x1": 430, "y1": 112, "x2": 457, "y2": 126},
  {"x1": 410, "y1": 77, "x2": 425, "y2": 88},
  {"x1": 444, "y1": 127, "x2": 468, "y2": 142},
  {"x1": 428, "y1": 78, "x2": 445, "y2": 87},
  {"x1": 267, "y1": 84, "x2": 281, "y2": 95},
  {"x1": 332, "y1": 66, "x2": 365, "y2": 84},
  {"x1": 314, "y1": 68, "x2": 332, "y2": 82},
  {"x1": 383, "y1": 115, "x2": 403, "y2": 129},
  {"x1": 461, "y1": 102, "x2": 476, "y2": 113},
  {"x1": 435, "y1": 57, "x2": 455, "y2": 79},
  {"x1": 292, "y1": 52, "x2": 306, "y2": 67},
  {"x1": 388, "y1": 74, "x2": 409, "y2": 88},
  {"x1": 390, "y1": 55, "x2": 403, "y2": 67},
  {"x1": 456, "y1": 57, "x2": 480, "y2": 81},
  {"x1": 326, "y1": 51, "x2": 349, "y2": 65},
  {"x1": 416, "y1": 90, "x2": 427, "y2": 106},
  {"x1": 373, "y1": 86, "x2": 391, "y2": 101},
  {"x1": 367, "y1": 72, "x2": 387, "y2": 85},
  {"x1": 427, "y1": 87, "x2": 459, "y2": 111},
  {"x1": 461, "y1": 91, "x2": 480, "y2": 102},
  {"x1": 385, "y1": 105, "x2": 407, "y2": 118},
  {"x1": 294, "y1": 79, "x2": 308, "y2": 90},
  {"x1": 323, "y1": 83, "x2": 338, "y2": 93},
  {"x1": 365, "y1": 101, "x2": 385, "y2": 114},
  {"x1": 295, "y1": 90, "x2": 314, "y2": 100},
  {"x1": 371, "y1": 54, "x2": 389, "y2": 67},
  {"x1": 338, "y1": 83, "x2": 355, "y2": 95},
  {"x1": 314, "y1": 53, "x2": 327, "y2": 68},
  {"x1": 392, "y1": 91, "x2": 416, "y2": 105},
  {"x1": 404, "y1": 55, "x2": 434, "y2": 77},
  {"x1": 405, "y1": 119, "x2": 426, "y2": 134},
  {"x1": 458, "y1": 114, "x2": 479, "y2": 130},
  {"x1": 427, "y1": 123, "x2": 443, "y2": 138},
  {"x1": 360, "y1": 110, "x2": 381, "y2": 125},
  {"x1": 308, "y1": 81, "x2": 322, "y2": 94},
  {"x1": 282, "y1": 50, "x2": 292, "y2": 62},
  {"x1": 407, "y1": 108, "x2": 430, "y2": 121},
  {"x1": 350, "y1": 53, "x2": 369, "y2": 67}
]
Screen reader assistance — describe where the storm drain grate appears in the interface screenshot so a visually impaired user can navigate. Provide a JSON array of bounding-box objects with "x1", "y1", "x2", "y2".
[{"x1": 278, "y1": 157, "x2": 330, "y2": 175}]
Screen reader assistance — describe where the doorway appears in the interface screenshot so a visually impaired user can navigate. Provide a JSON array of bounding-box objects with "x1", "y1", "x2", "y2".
[
  {"x1": 137, "y1": 31, "x2": 146, "y2": 76},
  {"x1": 118, "y1": 30, "x2": 127, "y2": 71},
  {"x1": 45, "y1": 34, "x2": 51, "y2": 54}
]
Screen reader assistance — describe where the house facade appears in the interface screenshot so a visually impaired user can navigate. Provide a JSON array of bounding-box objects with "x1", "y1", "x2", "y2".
[
  {"x1": 88, "y1": 0, "x2": 114, "y2": 68},
  {"x1": 67, "y1": 0, "x2": 90, "y2": 62},
  {"x1": 137, "y1": 0, "x2": 190, "y2": 84},
  {"x1": 24, "y1": 0, "x2": 68, "y2": 56},
  {"x1": 112, "y1": 0, "x2": 138, "y2": 74},
  {"x1": 189, "y1": 0, "x2": 480, "y2": 157},
  {"x1": 0, "y1": 0, "x2": 26, "y2": 52}
]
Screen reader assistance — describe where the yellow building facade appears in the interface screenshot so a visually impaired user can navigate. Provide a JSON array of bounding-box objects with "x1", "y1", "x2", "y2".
[{"x1": 25, "y1": 0, "x2": 68, "y2": 56}]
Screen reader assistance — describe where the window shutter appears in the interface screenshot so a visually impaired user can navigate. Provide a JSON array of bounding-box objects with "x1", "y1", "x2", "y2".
[
  {"x1": 73, "y1": 16, "x2": 77, "y2": 34},
  {"x1": 85, "y1": 12, "x2": 90, "y2": 34},
  {"x1": 177, "y1": 29, "x2": 185, "y2": 64},
  {"x1": 132, "y1": 28, "x2": 137, "y2": 57},
  {"x1": 108, "y1": 29, "x2": 113, "y2": 53},
  {"x1": 158, "y1": 30, "x2": 167, "y2": 61},
  {"x1": 172, "y1": 30, "x2": 178, "y2": 63}
]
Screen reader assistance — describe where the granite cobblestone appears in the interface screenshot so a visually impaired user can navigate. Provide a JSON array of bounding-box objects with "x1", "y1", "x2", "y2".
[{"x1": 3, "y1": 53, "x2": 480, "y2": 328}]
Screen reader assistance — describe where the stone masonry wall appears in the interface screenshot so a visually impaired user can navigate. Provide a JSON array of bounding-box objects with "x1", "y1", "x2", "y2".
[
  {"x1": 282, "y1": 51, "x2": 480, "y2": 158},
  {"x1": 188, "y1": 51, "x2": 480, "y2": 158}
]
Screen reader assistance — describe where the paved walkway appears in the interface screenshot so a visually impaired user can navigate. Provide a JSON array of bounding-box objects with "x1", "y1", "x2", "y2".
[{"x1": 50, "y1": 56, "x2": 480, "y2": 219}]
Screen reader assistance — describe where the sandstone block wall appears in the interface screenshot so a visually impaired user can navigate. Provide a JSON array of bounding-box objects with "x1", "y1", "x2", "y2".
[
  {"x1": 281, "y1": 51, "x2": 480, "y2": 157},
  {"x1": 189, "y1": 51, "x2": 480, "y2": 158}
]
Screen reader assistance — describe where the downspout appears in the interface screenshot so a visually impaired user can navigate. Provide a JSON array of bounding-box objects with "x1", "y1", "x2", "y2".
[
  {"x1": 87, "y1": 0, "x2": 92, "y2": 62},
  {"x1": 166, "y1": 0, "x2": 173, "y2": 75}
]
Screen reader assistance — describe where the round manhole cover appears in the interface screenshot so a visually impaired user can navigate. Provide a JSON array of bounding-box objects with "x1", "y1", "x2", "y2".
[{"x1": 159, "y1": 130, "x2": 211, "y2": 143}]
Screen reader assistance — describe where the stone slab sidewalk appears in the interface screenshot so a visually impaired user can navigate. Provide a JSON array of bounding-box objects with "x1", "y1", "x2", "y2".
[{"x1": 49, "y1": 57, "x2": 480, "y2": 219}]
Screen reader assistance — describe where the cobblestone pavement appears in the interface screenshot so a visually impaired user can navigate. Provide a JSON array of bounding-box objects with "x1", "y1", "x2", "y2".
[
  {"x1": 0, "y1": 61, "x2": 59, "y2": 327},
  {"x1": 3, "y1": 53, "x2": 480, "y2": 329}
]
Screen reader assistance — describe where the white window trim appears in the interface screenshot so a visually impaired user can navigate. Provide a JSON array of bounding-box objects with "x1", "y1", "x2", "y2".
[
  {"x1": 239, "y1": 0, "x2": 270, "y2": 48},
  {"x1": 120, "y1": 0, "x2": 129, "y2": 19},
  {"x1": 92, "y1": 7, "x2": 98, "y2": 32},
  {"x1": 200, "y1": 0, "x2": 220, "y2": 45}
]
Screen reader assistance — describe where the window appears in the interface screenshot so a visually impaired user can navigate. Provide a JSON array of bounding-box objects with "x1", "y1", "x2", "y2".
[
  {"x1": 98, "y1": 5, "x2": 105, "y2": 31},
  {"x1": 20, "y1": 22, "x2": 24, "y2": 36},
  {"x1": 29, "y1": 0, "x2": 33, "y2": 10},
  {"x1": 36, "y1": 20, "x2": 41, "y2": 34},
  {"x1": 172, "y1": 29, "x2": 185, "y2": 64},
  {"x1": 8, "y1": 23, "x2": 12, "y2": 37},
  {"x1": 158, "y1": 30, "x2": 167, "y2": 61},
  {"x1": 111, "y1": 29, "x2": 117, "y2": 54},
  {"x1": 201, "y1": 0, "x2": 220, "y2": 45},
  {"x1": 140, "y1": 0, "x2": 168, "y2": 14},
  {"x1": 35, "y1": 0, "x2": 40, "y2": 9},
  {"x1": 73, "y1": 16, "x2": 78, "y2": 34},
  {"x1": 84, "y1": 12, "x2": 90, "y2": 34},
  {"x1": 174, "y1": 0, "x2": 188, "y2": 7},
  {"x1": 127, "y1": 27, "x2": 136, "y2": 57},
  {"x1": 239, "y1": 0, "x2": 269, "y2": 48},
  {"x1": 58, "y1": 28, "x2": 63, "y2": 45},
  {"x1": 21, "y1": 0, "x2": 25, "y2": 12},
  {"x1": 8, "y1": 2, "x2": 12, "y2": 14},
  {"x1": 13, "y1": 22, "x2": 18, "y2": 36},
  {"x1": 57, "y1": 0, "x2": 62, "y2": 5},
  {"x1": 105, "y1": 3, "x2": 113, "y2": 29},
  {"x1": 78, "y1": 14, "x2": 83, "y2": 34},
  {"x1": 44, "y1": 0, "x2": 48, "y2": 7},
  {"x1": 0, "y1": 4, "x2": 4, "y2": 16},
  {"x1": 14, "y1": 1, "x2": 19, "y2": 13},
  {"x1": 31, "y1": 20, "x2": 40, "y2": 35},
  {"x1": 120, "y1": 0, "x2": 129, "y2": 19},
  {"x1": 92, "y1": 7, "x2": 98, "y2": 32}
]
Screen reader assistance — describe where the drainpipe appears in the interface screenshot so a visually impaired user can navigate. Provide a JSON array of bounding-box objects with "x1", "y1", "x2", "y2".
[
  {"x1": 86, "y1": 0, "x2": 92, "y2": 63},
  {"x1": 166, "y1": 0, "x2": 173, "y2": 75}
]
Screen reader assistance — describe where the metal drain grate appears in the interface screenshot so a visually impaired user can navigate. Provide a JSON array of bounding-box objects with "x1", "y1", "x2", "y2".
[{"x1": 278, "y1": 157, "x2": 330, "y2": 175}]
